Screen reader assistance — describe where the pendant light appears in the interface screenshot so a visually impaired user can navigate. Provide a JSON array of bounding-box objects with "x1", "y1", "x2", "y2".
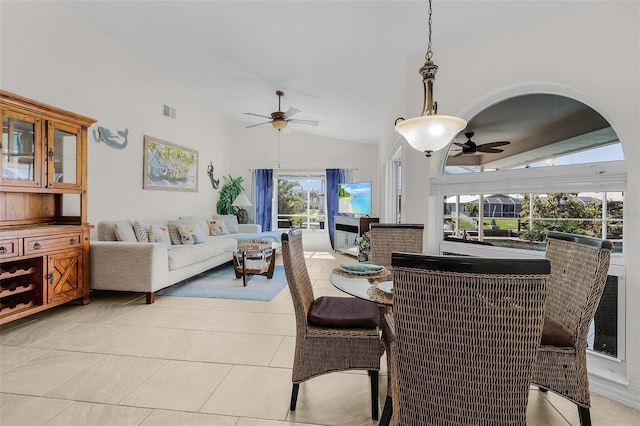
[{"x1": 395, "y1": 0, "x2": 466, "y2": 157}]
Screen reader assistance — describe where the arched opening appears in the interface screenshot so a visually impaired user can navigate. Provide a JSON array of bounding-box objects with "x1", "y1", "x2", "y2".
[{"x1": 433, "y1": 93, "x2": 627, "y2": 365}]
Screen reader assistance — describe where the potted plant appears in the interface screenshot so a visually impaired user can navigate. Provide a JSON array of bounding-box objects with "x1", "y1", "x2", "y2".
[
  {"x1": 356, "y1": 231, "x2": 371, "y2": 262},
  {"x1": 216, "y1": 175, "x2": 245, "y2": 215}
]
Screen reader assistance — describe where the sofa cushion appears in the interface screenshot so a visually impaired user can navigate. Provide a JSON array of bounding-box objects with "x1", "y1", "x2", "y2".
[
  {"x1": 167, "y1": 220, "x2": 183, "y2": 245},
  {"x1": 230, "y1": 231, "x2": 282, "y2": 244},
  {"x1": 167, "y1": 237, "x2": 236, "y2": 270},
  {"x1": 177, "y1": 223, "x2": 207, "y2": 244},
  {"x1": 149, "y1": 224, "x2": 172, "y2": 249},
  {"x1": 114, "y1": 221, "x2": 137, "y2": 242},
  {"x1": 134, "y1": 220, "x2": 151, "y2": 242},
  {"x1": 209, "y1": 219, "x2": 230, "y2": 236},
  {"x1": 213, "y1": 214, "x2": 239, "y2": 234},
  {"x1": 179, "y1": 216, "x2": 210, "y2": 237}
]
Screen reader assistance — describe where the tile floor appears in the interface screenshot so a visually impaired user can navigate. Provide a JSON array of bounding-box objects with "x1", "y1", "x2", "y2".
[{"x1": 2, "y1": 230, "x2": 640, "y2": 425}]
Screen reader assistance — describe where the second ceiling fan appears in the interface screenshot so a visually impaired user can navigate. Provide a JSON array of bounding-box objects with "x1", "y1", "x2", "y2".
[
  {"x1": 244, "y1": 90, "x2": 319, "y2": 132},
  {"x1": 451, "y1": 132, "x2": 510, "y2": 157}
]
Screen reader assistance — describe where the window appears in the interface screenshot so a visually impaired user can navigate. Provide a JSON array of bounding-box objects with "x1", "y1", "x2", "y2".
[
  {"x1": 434, "y1": 93, "x2": 626, "y2": 365},
  {"x1": 275, "y1": 172, "x2": 326, "y2": 230}
]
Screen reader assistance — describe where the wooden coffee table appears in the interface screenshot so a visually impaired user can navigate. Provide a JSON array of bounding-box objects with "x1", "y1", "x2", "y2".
[{"x1": 232, "y1": 242, "x2": 279, "y2": 286}]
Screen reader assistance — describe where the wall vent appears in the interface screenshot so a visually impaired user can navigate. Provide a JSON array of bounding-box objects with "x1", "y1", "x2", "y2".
[{"x1": 163, "y1": 104, "x2": 176, "y2": 119}]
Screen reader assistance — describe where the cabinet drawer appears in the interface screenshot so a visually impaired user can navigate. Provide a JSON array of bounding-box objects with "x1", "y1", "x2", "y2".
[
  {"x1": 24, "y1": 234, "x2": 82, "y2": 254},
  {"x1": 0, "y1": 239, "x2": 20, "y2": 259}
]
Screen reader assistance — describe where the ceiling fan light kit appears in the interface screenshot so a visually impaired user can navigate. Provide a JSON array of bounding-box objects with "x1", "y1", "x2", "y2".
[{"x1": 395, "y1": 0, "x2": 467, "y2": 157}]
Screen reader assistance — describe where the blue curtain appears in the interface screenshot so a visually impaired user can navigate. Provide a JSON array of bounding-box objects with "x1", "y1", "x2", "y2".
[
  {"x1": 326, "y1": 168, "x2": 348, "y2": 248},
  {"x1": 252, "y1": 169, "x2": 273, "y2": 231}
]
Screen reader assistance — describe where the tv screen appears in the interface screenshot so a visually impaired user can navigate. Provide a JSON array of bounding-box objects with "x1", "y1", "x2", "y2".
[{"x1": 338, "y1": 181, "x2": 372, "y2": 215}]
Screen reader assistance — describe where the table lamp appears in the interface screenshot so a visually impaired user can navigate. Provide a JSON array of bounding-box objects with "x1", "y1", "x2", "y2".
[{"x1": 232, "y1": 193, "x2": 252, "y2": 224}]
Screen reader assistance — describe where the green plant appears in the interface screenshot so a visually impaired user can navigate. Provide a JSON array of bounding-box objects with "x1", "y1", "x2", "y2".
[
  {"x1": 216, "y1": 175, "x2": 245, "y2": 215},
  {"x1": 356, "y1": 231, "x2": 371, "y2": 256}
]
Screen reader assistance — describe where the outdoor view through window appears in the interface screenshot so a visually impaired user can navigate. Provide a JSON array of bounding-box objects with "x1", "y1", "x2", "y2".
[{"x1": 440, "y1": 93, "x2": 625, "y2": 359}]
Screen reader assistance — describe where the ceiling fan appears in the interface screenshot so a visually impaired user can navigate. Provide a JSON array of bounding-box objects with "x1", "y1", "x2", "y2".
[
  {"x1": 244, "y1": 90, "x2": 319, "y2": 131},
  {"x1": 451, "y1": 132, "x2": 510, "y2": 157}
]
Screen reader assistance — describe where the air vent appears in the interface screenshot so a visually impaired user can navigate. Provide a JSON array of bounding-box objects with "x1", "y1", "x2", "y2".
[{"x1": 163, "y1": 104, "x2": 176, "y2": 119}]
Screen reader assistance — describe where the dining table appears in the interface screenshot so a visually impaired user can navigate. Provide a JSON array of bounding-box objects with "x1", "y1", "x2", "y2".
[{"x1": 328, "y1": 265, "x2": 394, "y2": 307}]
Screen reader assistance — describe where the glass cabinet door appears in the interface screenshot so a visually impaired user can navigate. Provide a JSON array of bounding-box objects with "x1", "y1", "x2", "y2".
[
  {"x1": 1, "y1": 110, "x2": 42, "y2": 187},
  {"x1": 46, "y1": 121, "x2": 82, "y2": 190}
]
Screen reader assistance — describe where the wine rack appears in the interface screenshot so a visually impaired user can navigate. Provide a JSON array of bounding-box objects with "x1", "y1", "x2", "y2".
[{"x1": 0, "y1": 258, "x2": 43, "y2": 318}]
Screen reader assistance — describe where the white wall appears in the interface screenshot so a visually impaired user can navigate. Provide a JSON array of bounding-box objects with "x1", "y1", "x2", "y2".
[
  {"x1": 0, "y1": 2, "x2": 231, "y2": 235},
  {"x1": 228, "y1": 121, "x2": 379, "y2": 216},
  {"x1": 387, "y1": 1, "x2": 640, "y2": 403}
]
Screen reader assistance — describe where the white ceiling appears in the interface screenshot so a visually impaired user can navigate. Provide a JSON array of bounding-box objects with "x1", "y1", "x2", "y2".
[{"x1": 58, "y1": 0, "x2": 596, "y2": 146}]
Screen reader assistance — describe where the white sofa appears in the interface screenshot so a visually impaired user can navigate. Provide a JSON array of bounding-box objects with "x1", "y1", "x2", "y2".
[{"x1": 90, "y1": 217, "x2": 280, "y2": 303}]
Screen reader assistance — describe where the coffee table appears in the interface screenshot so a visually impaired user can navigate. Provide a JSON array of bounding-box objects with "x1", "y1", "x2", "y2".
[{"x1": 232, "y1": 242, "x2": 280, "y2": 286}]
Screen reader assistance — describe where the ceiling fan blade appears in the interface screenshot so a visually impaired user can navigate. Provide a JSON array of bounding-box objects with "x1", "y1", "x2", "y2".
[
  {"x1": 477, "y1": 147, "x2": 504, "y2": 153},
  {"x1": 479, "y1": 141, "x2": 510, "y2": 148},
  {"x1": 245, "y1": 121, "x2": 271, "y2": 128},
  {"x1": 284, "y1": 107, "x2": 301, "y2": 118},
  {"x1": 289, "y1": 119, "x2": 319, "y2": 127},
  {"x1": 454, "y1": 151, "x2": 464, "y2": 157},
  {"x1": 453, "y1": 142, "x2": 468, "y2": 148},
  {"x1": 244, "y1": 112, "x2": 273, "y2": 119}
]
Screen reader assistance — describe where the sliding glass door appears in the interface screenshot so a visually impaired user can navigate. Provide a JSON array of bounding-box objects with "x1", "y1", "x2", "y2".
[{"x1": 275, "y1": 172, "x2": 326, "y2": 230}]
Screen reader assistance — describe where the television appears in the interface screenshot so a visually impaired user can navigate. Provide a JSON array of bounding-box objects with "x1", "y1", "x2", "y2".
[{"x1": 338, "y1": 181, "x2": 372, "y2": 216}]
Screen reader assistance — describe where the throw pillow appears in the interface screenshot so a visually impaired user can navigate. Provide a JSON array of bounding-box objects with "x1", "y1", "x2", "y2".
[
  {"x1": 167, "y1": 220, "x2": 183, "y2": 245},
  {"x1": 134, "y1": 220, "x2": 151, "y2": 242},
  {"x1": 179, "y1": 216, "x2": 210, "y2": 237},
  {"x1": 209, "y1": 219, "x2": 230, "y2": 236},
  {"x1": 176, "y1": 223, "x2": 207, "y2": 244},
  {"x1": 114, "y1": 221, "x2": 137, "y2": 242},
  {"x1": 149, "y1": 224, "x2": 172, "y2": 249},
  {"x1": 213, "y1": 214, "x2": 239, "y2": 234}
]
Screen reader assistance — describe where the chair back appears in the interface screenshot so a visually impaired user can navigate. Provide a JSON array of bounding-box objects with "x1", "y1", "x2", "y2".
[
  {"x1": 281, "y1": 229, "x2": 315, "y2": 330},
  {"x1": 391, "y1": 252, "x2": 550, "y2": 425},
  {"x1": 544, "y1": 231, "x2": 612, "y2": 348},
  {"x1": 369, "y1": 223, "x2": 424, "y2": 268}
]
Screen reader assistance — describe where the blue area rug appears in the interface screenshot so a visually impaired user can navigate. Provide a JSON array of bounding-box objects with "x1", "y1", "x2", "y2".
[{"x1": 157, "y1": 264, "x2": 287, "y2": 301}]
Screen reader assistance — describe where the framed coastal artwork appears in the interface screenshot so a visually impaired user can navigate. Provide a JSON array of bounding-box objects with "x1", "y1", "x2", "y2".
[{"x1": 143, "y1": 135, "x2": 198, "y2": 192}]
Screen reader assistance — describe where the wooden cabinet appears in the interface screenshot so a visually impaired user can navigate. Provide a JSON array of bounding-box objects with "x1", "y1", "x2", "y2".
[
  {"x1": 0, "y1": 91, "x2": 95, "y2": 324},
  {"x1": 333, "y1": 216, "x2": 379, "y2": 256}
]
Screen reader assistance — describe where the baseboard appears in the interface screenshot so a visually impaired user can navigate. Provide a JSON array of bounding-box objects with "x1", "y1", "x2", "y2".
[{"x1": 589, "y1": 374, "x2": 640, "y2": 411}]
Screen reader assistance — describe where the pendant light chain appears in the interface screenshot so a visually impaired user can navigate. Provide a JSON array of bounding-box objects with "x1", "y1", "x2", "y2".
[{"x1": 426, "y1": 0, "x2": 433, "y2": 62}]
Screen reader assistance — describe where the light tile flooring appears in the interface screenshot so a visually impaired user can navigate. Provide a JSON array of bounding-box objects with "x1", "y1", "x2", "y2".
[{"x1": 2, "y1": 230, "x2": 640, "y2": 425}]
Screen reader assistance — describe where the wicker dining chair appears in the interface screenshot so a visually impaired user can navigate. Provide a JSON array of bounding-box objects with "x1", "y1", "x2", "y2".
[
  {"x1": 531, "y1": 231, "x2": 612, "y2": 426},
  {"x1": 281, "y1": 229, "x2": 385, "y2": 420},
  {"x1": 368, "y1": 223, "x2": 424, "y2": 268},
  {"x1": 389, "y1": 252, "x2": 550, "y2": 425}
]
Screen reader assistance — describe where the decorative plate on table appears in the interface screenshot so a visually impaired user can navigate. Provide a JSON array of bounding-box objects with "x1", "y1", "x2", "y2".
[
  {"x1": 338, "y1": 263, "x2": 384, "y2": 275},
  {"x1": 377, "y1": 280, "x2": 393, "y2": 294}
]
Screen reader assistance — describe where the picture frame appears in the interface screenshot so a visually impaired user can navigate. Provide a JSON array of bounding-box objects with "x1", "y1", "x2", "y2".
[{"x1": 143, "y1": 135, "x2": 198, "y2": 192}]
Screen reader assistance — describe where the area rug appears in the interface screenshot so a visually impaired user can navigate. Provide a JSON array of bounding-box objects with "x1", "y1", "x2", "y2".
[{"x1": 157, "y1": 264, "x2": 287, "y2": 301}]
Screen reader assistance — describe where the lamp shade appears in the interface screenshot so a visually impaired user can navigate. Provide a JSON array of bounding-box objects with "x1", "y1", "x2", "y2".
[
  {"x1": 232, "y1": 193, "x2": 252, "y2": 207},
  {"x1": 271, "y1": 119, "x2": 287, "y2": 130},
  {"x1": 395, "y1": 115, "x2": 467, "y2": 155}
]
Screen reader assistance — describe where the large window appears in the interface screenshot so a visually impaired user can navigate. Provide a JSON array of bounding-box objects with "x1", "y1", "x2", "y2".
[
  {"x1": 433, "y1": 93, "x2": 627, "y2": 367},
  {"x1": 444, "y1": 192, "x2": 623, "y2": 254},
  {"x1": 275, "y1": 172, "x2": 326, "y2": 230}
]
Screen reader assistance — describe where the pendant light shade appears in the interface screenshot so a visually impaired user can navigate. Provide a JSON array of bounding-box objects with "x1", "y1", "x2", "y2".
[
  {"x1": 395, "y1": 0, "x2": 466, "y2": 157},
  {"x1": 395, "y1": 114, "x2": 467, "y2": 154}
]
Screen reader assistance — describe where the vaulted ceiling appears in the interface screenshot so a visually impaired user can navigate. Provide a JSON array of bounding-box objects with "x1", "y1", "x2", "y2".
[{"x1": 58, "y1": 1, "x2": 607, "y2": 158}]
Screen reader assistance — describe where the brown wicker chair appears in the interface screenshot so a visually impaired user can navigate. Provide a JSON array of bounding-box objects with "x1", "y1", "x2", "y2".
[
  {"x1": 368, "y1": 223, "x2": 424, "y2": 268},
  {"x1": 368, "y1": 223, "x2": 423, "y2": 424},
  {"x1": 389, "y1": 252, "x2": 550, "y2": 425},
  {"x1": 281, "y1": 229, "x2": 385, "y2": 420},
  {"x1": 531, "y1": 231, "x2": 612, "y2": 426}
]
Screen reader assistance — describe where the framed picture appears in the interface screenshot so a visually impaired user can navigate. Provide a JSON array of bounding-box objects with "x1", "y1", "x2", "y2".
[{"x1": 143, "y1": 135, "x2": 198, "y2": 192}]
